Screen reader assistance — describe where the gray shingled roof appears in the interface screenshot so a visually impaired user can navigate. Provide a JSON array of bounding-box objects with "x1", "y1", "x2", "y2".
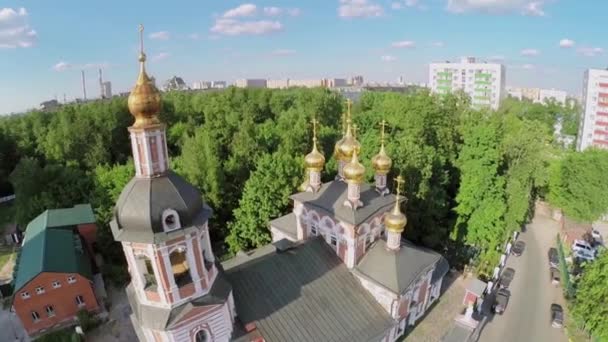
[
  {"x1": 268, "y1": 213, "x2": 297, "y2": 240},
  {"x1": 111, "y1": 171, "x2": 212, "y2": 243},
  {"x1": 223, "y1": 238, "x2": 395, "y2": 342},
  {"x1": 290, "y1": 181, "x2": 397, "y2": 226},
  {"x1": 354, "y1": 239, "x2": 448, "y2": 295},
  {"x1": 127, "y1": 271, "x2": 232, "y2": 330}
]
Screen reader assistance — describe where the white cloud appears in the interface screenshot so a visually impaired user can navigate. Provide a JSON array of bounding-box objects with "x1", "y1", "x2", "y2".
[
  {"x1": 488, "y1": 55, "x2": 505, "y2": 61},
  {"x1": 151, "y1": 52, "x2": 170, "y2": 62},
  {"x1": 392, "y1": 40, "x2": 415, "y2": 48},
  {"x1": 392, "y1": 0, "x2": 421, "y2": 9},
  {"x1": 381, "y1": 55, "x2": 397, "y2": 62},
  {"x1": 188, "y1": 33, "x2": 200, "y2": 40},
  {"x1": 431, "y1": 41, "x2": 444, "y2": 47},
  {"x1": 149, "y1": 31, "x2": 170, "y2": 40},
  {"x1": 391, "y1": 2, "x2": 403, "y2": 9},
  {"x1": 52, "y1": 61, "x2": 109, "y2": 72},
  {"x1": 52, "y1": 61, "x2": 71, "y2": 72},
  {"x1": 447, "y1": 0, "x2": 548, "y2": 16},
  {"x1": 223, "y1": 4, "x2": 257, "y2": 18},
  {"x1": 263, "y1": 6, "x2": 301, "y2": 17},
  {"x1": 338, "y1": 0, "x2": 384, "y2": 18},
  {"x1": 271, "y1": 49, "x2": 296, "y2": 56},
  {"x1": 522, "y1": 63, "x2": 535, "y2": 69},
  {"x1": 520, "y1": 48, "x2": 540, "y2": 56},
  {"x1": 577, "y1": 47, "x2": 604, "y2": 57},
  {"x1": 0, "y1": 7, "x2": 37, "y2": 48},
  {"x1": 558, "y1": 38, "x2": 575, "y2": 48},
  {"x1": 211, "y1": 18, "x2": 282, "y2": 36}
]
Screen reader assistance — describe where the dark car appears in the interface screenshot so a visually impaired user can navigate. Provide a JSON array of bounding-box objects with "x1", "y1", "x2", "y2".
[
  {"x1": 499, "y1": 267, "x2": 515, "y2": 288},
  {"x1": 511, "y1": 241, "x2": 526, "y2": 256},
  {"x1": 550, "y1": 267, "x2": 560, "y2": 285},
  {"x1": 551, "y1": 304, "x2": 564, "y2": 328},
  {"x1": 548, "y1": 247, "x2": 559, "y2": 268},
  {"x1": 492, "y1": 288, "x2": 510, "y2": 314}
]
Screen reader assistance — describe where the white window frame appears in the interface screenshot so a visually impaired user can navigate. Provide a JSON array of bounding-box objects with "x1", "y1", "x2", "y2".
[
  {"x1": 330, "y1": 233, "x2": 337, "y2": 249},
  {"x1": 162, "y1": 209, "x2": 181, "y2": 232},
  {"x1": 45, "y1": 305, "x2": 55, "y2": 317},
  {"x1": 310, "y1": 223, "x2": 318, "y2": 236},
  {"x1": 52, "y1": 281, "x2": 61, "y2": 289},
  {"x1": 31, "y1": 311, "x2": 40, "y2": 322},
  {"x1": 76, "y1": 295, "x2": 85, "y2": 307},
  {"x1": 67, "y1": 275, "x2": 77, "y2": 284},
  {"x1": 35, "y1": 286, "x2": 45, "y2": 295},
  {"x1": 21, "y1": 292, "x2": 30, "y2": 299}
]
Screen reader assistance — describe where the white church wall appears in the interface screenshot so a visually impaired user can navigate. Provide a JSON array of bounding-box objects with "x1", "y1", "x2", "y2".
[{"x1": 354, "y1": 274, "x2": 398, "y2": 316}]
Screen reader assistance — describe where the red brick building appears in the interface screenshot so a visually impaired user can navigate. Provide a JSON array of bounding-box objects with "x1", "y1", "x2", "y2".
[{"x1": 12, "y1": 204, "x2": 100, "y2": 337}]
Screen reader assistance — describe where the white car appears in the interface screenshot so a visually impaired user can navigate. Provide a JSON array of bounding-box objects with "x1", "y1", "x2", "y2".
[
  {"x1": 573, "y1": 249, "x2": 595, "y2": 262},
  {"x1": 572, "y1": 239, "x2": 595, "y2": 254}
]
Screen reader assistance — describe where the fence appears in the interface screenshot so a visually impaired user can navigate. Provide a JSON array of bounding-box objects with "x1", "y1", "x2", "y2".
[{"x1": 555, "y1": 234, "x2": 575, "y2": 299}]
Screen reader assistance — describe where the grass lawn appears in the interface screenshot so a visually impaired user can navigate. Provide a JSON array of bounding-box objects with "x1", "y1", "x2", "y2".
[{"x1": 0, "y1": 246, "x2": 16, "y2": 269}]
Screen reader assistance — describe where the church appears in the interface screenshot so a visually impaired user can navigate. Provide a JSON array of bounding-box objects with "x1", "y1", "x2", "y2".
[{"x1": 111, "y1": 26, "x2": 449, "y2": 342}]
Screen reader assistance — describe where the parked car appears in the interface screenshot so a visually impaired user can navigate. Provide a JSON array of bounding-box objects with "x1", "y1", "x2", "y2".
[
  {"x1": 572, "y1": 239, "x2": 595, "y2": 255},
  {"x1": 492, "y1": 288, "x2": 510, "y2": 314},
  {"x1": 548, "y1": 247, "x2": 559, "y2": 268},
  {"x1": 574, "y1": 249, "x2": 596, "y2": 262},
  {"x1": 551, "y1": 304, "x2": 564, "y2": 328},
  {"x1": 499, "y1": 267, "x2": 515, "y2": 289},
  {"x1": 591, "y1": 229, "x2": 604, "y2": 247},
  {"x1": 549, "y1": 267, "x2": 560, "y2": 285},
  {"x1": 511, "y1": 240, "x2": 525, "y2": 256}
]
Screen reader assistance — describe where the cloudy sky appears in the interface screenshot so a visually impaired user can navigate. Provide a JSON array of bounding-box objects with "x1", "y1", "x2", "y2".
[{"x1": 0, "y1": 0, "x2": 606, "y2": 114}]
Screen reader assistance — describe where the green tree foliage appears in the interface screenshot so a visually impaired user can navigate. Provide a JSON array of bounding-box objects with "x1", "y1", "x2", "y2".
[
  {"x1": 226, "y1": 152, "x2": 302, "y2": 253},
  {"x1": 548, "y1": 149, "x2": 608, "y2": 221},
  {"x1": 571, "y1": 251, "x2": 608, "y2": 340},
  {"x1": 10, "y1": 158, "x2": 91, "y2": 226}
]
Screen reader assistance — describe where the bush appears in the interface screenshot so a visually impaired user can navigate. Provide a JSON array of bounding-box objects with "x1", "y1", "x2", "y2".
[
  {"x1": 34, "y1": 328, "x2": 82, "y2": 342},
  {"x1": 76, "y1": 309, "x2": 99, "y2": 332},
  {"x1": 101, "y1": 263, "x2": 130, "y2": 287}
]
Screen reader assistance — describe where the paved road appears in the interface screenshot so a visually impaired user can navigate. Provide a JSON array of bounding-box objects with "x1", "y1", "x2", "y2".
[
  {"x1": 478, "y1": 214, "x2": 568, "y2": 342},
  {"x1": 0, "y1": 309, "x2": 29, "y2": 342}
]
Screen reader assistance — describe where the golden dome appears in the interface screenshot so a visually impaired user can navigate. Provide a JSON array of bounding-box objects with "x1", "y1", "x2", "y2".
[
  {"x1": 128, "y1": 25, "x2": 162, "y2": 128},
  {"x1": 343, "y1": 149, "x2": 365, "y2": 184},
  {"x1": 334, "y1": 100, "x2": 361, "y2": 161},
  {"x1": 385, "y1": 199, "x2": 407, "y2": 233},
  {"x1": 372, "y1": 145, "x2": 392, "y2": 174},
  {"x1": 385, "y1": 175, "x2": 407, "y2": 233},
  {"x1": 372, "y1": 120, "x2": 392, "y2": 174},
  {"x1": 304, "y1": 119, "x2": 325, "y2": 171}
]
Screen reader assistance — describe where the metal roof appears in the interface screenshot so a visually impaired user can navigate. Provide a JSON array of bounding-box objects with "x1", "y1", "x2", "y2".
[
  {"x1": 268, "y1": 213, "x2": 297, "y2": 240},
  {"x1": 290, "y1": 181, "x2": 398, "y2": 226},
  {"x1": 223, "y1": 238, "x2": 395, "y2": 342},
  {"x1": 354, "y1": 239, "x2": 447, "y2": 294},
  {"x1": 13, "y1": 205, "x2": 94, "y2": 292}
]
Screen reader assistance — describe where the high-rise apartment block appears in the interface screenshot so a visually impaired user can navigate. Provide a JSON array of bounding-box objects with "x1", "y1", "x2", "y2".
[
  {"x1": 235, "y1": 78, "x2": 267, "y2": 88},
  {"x1": 578, "y1": 68, "x2": 608, "y2": 151},
  {"x1": 429, "y1": 57, "x2": 506, "y2": 110}
]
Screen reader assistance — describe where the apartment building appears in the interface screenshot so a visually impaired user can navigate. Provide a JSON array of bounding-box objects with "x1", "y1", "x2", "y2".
[
  {"x1": 429, "y1": 57, "x2": 506, "y2": 110},
  {"x1": 577, "y1": 69, "x2": 608, "y2": 151},
  {"x1": 235, "y1": 78, "x2": 267, "y2": 88}
]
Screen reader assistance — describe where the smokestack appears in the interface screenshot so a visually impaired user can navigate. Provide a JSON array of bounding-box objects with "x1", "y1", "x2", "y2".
[
  {"x1": 99, "y1": 68, "x2": 104, "y2": 99},
  {"x1": 81, "y1": 70, "x2": 87, "y2": 100}
]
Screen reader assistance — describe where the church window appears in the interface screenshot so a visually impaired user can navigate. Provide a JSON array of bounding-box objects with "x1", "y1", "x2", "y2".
[
  {"x1": 311, "y1": 223, "x2": 318, "y2": 236},
  {"x1": 330, "y1": 233, "x2": 337, "y2": 248},
  {"x1": 366, "y1": 234, "x2": 374, "y2": 249},
  {"x1": 162, "y1": 209, "x2": 181, "y2": 231},
  {"x1": 195, "y1": 330, "x2": 208, "y2": 342},
  {"x1": 170, "y1": 247, "x2": 192, "y2": 287}
]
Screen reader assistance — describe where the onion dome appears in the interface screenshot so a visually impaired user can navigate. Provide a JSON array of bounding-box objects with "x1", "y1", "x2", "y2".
[
  {"x1": 385, "y1": 176, "x2": 407, "y2": 233},
  {"x1": 304, "y1": 119, "x2": 325, "y2": 171},
  {"x1": 334, "y1": 100, "x2": 361, "y2": 162},
  {"x1": 372, "y1": 145, "x2": 392, "y2": 174},
  {"x1": 128, "y1": 25, "x2": 162, "y2": 128},
  {"x1": 343, "y1": 149, "x2": 365, "y2": 184},
  {"x1": 372, "y1": 120, "x2": 392, "y2": 174}
]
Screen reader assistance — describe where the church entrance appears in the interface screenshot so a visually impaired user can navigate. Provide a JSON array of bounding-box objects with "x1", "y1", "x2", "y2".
[{"x1": 195, "y1": 330, "x2": 208, "y2": 342}]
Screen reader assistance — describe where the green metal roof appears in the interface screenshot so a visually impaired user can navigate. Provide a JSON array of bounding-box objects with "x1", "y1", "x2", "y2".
[{"x1": 13, "y1": 205, "x2": 95, "y2": 292}]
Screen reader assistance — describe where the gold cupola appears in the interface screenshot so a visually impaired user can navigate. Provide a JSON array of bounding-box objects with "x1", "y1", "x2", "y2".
[
  {"x1": 371, "y1": 120, "x2": 392, "y2": 174},
  {"x1": 304, "y1": 118, "x2": 325, "y2": 171},
  {"x1": 385, "y1": 176, "x2": 407, "y2": 233},
  {"x1": 334, "y1": 100, "x2": 361, "y2": 162},
  {"x1": 343, "y1": 149, "x2": 365, "y2": 184},
  {"x1": 128, "y1": 24, "x2": 162, "y2": 128}
]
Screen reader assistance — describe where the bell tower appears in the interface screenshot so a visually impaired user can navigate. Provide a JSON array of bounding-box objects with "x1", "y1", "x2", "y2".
[{"x1": 110, "y1": 25, "x2": 235, "y2": 342}]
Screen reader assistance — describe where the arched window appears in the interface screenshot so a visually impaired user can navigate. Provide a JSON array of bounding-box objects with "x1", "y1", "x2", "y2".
[
  {"x1": 195, "y1": 330, "x2": 208, "y2": 342},
  {"x1": 170, "y1": 247, "x2": 192, "y2": 287},
  {"x1": 135, "y1": 255, "x2": 156, "y2": 289},
  {"x1": 162, "y1": 209, "x2": 181, "y2": 231}
]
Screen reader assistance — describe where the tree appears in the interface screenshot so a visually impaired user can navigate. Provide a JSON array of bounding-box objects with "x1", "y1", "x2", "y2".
[
  {"x1": 548, "y1": 149, "x2": 608, "y2": 221},
  {"x1": 453, "y1": 113, "x2": 506, "y2": 274},
  {"x1": 226, "y1": 152, "x2": 302, "y2": 253},
  {"x1": 571, "y1": 251, "x2": 608, "y2": 340},
  {"x1": 10, "y1": 158, "x2": 92, "y2": 226}
]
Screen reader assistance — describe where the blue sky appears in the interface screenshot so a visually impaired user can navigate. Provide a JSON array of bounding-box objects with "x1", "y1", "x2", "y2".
[{"x1": 0, "y1": 0, "x2": 606, "y2": 114}]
